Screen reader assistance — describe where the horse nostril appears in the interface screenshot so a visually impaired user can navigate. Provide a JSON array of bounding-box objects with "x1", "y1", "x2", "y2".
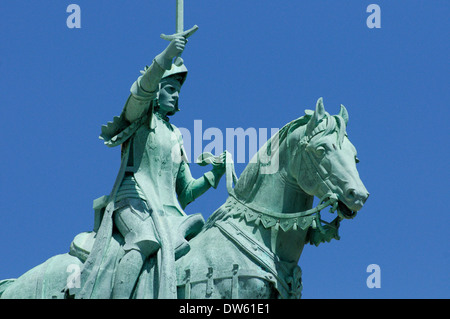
[
  {"x1": 345, "y1": 189, "x2": 369, "y2": 205},
  {"x1": 345, "y1": 189, "x2": 356, "y2": 200}
]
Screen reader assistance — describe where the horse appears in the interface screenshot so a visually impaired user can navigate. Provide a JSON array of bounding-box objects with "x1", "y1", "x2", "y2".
[{"x1": 0, "y1": 98, "x2": 369, "y2": 299}]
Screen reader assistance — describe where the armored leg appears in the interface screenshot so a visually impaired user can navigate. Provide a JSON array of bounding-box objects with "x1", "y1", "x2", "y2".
[
  {"x1": 112, "y1": 249, "x2": 146, "y2": 299},
  {"x1": 111, "y1": 199, "x2": 160, "y2": 298}
]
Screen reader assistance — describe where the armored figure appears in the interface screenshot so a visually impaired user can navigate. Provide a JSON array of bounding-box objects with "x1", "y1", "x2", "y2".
[{"x1": 73, "y1": 36, "x2": 226, "y2": 299}]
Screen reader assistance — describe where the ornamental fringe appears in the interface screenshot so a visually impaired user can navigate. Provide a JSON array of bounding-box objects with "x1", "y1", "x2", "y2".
[
  {"x1": 223, "y1": 198, "x2": 316, "y2": 232},
  {"x1": 100, "y1": 114, "x2": 148, "y2": 148}
]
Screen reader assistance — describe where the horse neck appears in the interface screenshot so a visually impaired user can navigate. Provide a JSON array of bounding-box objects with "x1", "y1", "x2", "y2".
[
  {"x1": 230, "y1": 137, "x2": 314, "y2": 264},
  {"x1": 233, "y1": 135, "x2": 313, "y2": 214}
]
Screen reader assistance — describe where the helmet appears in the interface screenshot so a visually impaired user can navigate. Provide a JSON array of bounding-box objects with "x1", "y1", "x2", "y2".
[
  {"x1": 162, "y1": 63, "x2": 188, "y2": 85},
  {"x1": 140, "y1": 63, "x2": 188, "y2": 86}
]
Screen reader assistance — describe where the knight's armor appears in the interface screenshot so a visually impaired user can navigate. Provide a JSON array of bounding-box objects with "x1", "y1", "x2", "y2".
[
  {"x1": 112, "y1": 107, "x2": 194, "y2": 257},
  {"x1": 72, "y1": 60, "x2": 223, "y2": 299}
]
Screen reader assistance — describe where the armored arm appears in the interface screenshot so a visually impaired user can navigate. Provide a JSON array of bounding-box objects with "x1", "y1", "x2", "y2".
[{"x1": 176, "y1": 158, "x2": 226, "y2": 210}]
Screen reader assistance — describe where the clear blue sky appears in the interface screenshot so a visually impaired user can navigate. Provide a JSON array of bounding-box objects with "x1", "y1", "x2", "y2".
[{"x1": 0, "y1": 1, "x2": 448, "y2": 299}]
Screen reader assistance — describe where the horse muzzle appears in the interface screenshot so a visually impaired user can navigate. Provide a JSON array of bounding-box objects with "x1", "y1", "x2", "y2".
[{"x1": 343, "y1": 188, "x2": 369, "y2": 211}]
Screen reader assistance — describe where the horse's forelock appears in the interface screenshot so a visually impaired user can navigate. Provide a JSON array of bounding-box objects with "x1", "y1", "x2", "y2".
[{"x1": 307, "y1": 114, "x2": 347, "y2": 148}]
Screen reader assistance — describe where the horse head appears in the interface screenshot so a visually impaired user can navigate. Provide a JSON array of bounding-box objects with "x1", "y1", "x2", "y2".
[{"x1": 287, "y1": 98, "x2": 369, "y2": 218}]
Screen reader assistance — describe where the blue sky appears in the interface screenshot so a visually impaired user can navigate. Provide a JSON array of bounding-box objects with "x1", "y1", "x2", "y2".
[{"x1": 0, "y1": 1, "x2": 448, "y2": 299}]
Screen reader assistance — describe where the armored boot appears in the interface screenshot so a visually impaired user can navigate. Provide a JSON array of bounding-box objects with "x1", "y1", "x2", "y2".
[{"x1": 111, "y1": 249, "x2": 145, "y2": 299}]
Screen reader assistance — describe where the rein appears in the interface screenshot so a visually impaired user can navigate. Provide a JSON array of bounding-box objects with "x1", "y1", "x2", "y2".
[{"x1": 227, "y1": 192, "x2": 337, "y2": 230}]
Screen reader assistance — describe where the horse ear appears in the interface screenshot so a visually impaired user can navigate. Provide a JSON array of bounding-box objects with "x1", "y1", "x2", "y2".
[
  {"x1": 306, "y1": 97, "x2": 326, "y2": 135},
  {"x1": 338, "y1": 104, "x2": 349, "y2": 125},
  {"x1": 315, "y1": 98, "x2": 326, "y2": 119}
]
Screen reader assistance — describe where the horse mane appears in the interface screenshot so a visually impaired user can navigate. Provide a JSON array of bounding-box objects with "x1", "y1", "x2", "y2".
[
  {"x1": 263, "y1": 109, "x2": 346, "y2": 151},
  {"x1": 309, "y1": 113, "x2": 347, "y2": 148}
]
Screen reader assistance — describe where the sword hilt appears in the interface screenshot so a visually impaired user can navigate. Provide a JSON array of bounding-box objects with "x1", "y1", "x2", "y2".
[
  {"x1": 160, "y1": 25, "x2": 199, "y2": 41},
  {"x1": 160, "y1": 25, "x2": 199, "y2": 66}
]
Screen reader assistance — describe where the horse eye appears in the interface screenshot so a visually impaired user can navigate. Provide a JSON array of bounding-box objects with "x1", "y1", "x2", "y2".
[
  {"x1": 316, "y1": 146, "x2": 326, "y2": 156},
  {"x1": 332, "y1": 144, "x2": 337, "y2": 150},
  {"x1": 355, "y1": 156, "x2": 360, "y2": 164}
]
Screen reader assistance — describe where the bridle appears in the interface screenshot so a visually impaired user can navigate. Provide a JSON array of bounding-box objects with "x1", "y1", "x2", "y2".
[{"x1": 298, "y1": 124, "x2": 358, "y2": 221}]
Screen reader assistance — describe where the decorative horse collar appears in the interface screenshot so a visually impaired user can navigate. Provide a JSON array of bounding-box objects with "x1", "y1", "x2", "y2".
[{"x1": 225, "y1": 193, "x2": 337, "y2": 232}]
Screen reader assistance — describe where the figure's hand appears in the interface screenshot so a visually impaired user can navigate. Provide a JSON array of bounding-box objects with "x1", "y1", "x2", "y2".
[
  {"x1": 197, "y1": 151, "x2": 227, "y2": 182},
  {"x1": 163, "y1": 36, "x2": 187, "y2": 60},
  {"x1": 199, "y1": 151, "x2": 228, "y2": 189},
  {"x1": 211, "y1": 151, "x2": 227, "y2": 176}
]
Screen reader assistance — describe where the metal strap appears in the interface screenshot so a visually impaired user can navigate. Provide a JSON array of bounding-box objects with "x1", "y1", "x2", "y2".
[
  {"x1": 184, "y1": 269, "x2": 191, "y2": 299},
  {"x1": 231, "y1": 264, "x2": 239, "y2": 299},
  {"x1": 206, "y1": 267, "x2": 214, "y2": 296},
  {"x1": 215, "y1": 220, "x2": 291, "y2": 294}
]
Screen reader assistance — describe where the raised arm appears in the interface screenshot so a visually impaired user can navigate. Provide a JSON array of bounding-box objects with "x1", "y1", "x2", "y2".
[{"x1": 124, "y1": 36, "x2": 187, "y2": 122}]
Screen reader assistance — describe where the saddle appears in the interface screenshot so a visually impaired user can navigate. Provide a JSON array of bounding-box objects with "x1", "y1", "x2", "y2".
[{"x1": 69, "y1": 211, "x2": 205, "y2": 263}]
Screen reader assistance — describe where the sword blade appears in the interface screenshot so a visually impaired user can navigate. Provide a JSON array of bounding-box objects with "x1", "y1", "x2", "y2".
[{"x1": 176, "y1": 0, "x2": 184, "y2": 33}]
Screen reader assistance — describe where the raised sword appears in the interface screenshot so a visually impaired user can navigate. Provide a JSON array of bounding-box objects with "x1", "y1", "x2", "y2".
[{"x1": 160, "y1": 0, "x2": 198, "y2": 66}]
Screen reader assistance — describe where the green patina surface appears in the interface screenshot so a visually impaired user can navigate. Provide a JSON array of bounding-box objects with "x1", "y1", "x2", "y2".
[{"x1": 0, "y1": 2, "x2": 369, "y2": 299}]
